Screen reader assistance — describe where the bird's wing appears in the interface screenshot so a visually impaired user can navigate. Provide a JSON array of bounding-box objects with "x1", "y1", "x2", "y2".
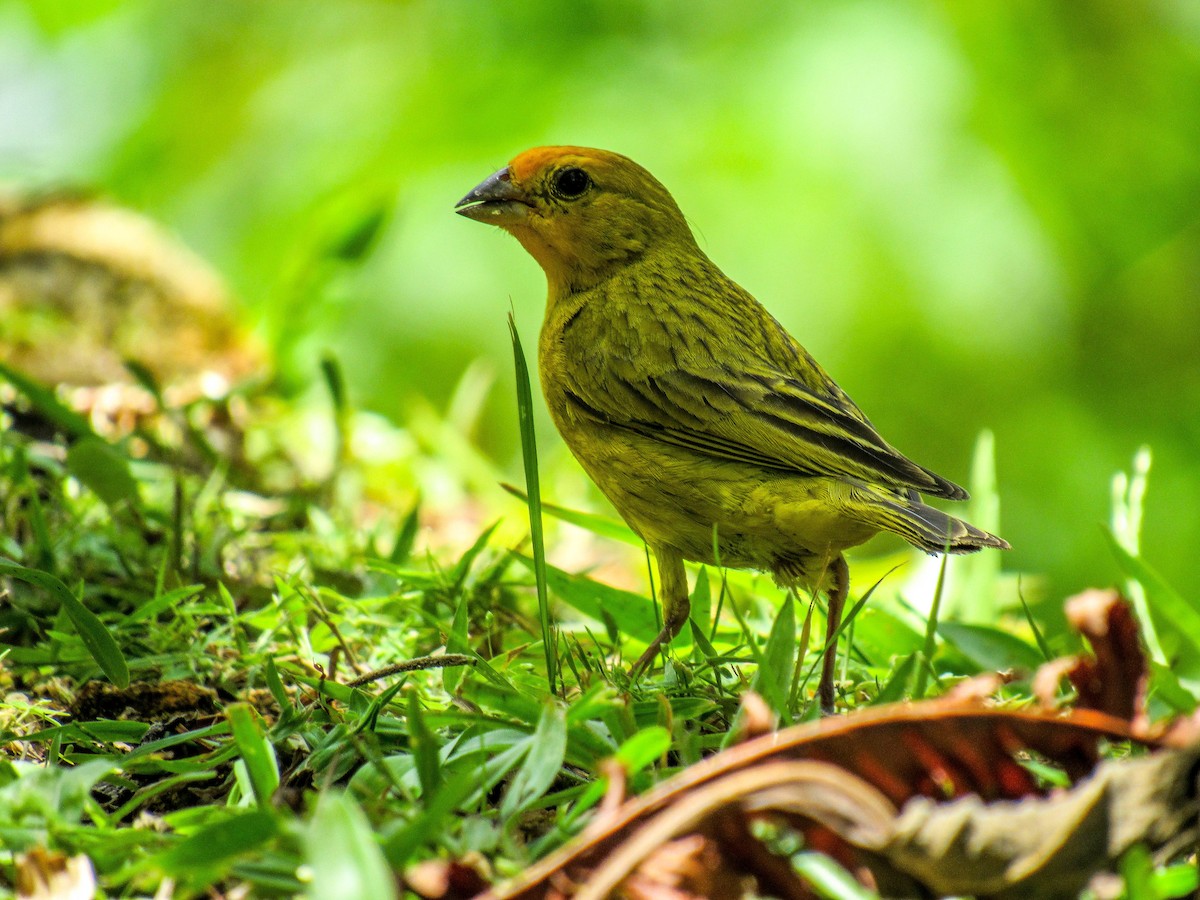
[{"x1": 564, "y1": 364, "x2": 967, "y2": 500}]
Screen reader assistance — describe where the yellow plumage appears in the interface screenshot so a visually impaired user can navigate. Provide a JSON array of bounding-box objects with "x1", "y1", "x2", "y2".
[{"x1": 457, "y1": 146, "x2": 1008, "y2": 711}]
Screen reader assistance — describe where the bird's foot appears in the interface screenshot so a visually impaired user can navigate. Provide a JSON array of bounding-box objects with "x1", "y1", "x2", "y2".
[
  {"x1": 629, "y1": 635, "x2": 667, "y2": 680},
  {"x1": 629, "y1": 620, "x2": 684, "y2": 680}
]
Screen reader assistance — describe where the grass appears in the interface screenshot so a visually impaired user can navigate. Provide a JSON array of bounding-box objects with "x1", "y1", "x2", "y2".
[{"x1": 0, "y1": 356, "x2": 1197, "y2": 899}]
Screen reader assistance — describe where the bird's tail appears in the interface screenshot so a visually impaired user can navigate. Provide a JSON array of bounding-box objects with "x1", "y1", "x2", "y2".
[{"x1": 850, "y1": 489, "x2": 1010, "y2": 555}]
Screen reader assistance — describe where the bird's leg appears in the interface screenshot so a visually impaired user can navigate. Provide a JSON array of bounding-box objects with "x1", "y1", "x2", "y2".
[
  {"x1": 818, "y1": 554, "x2": 850, "y2": 715},
  {"x1": 631, "y1": 546, "x2": 689, "y2": 677}
]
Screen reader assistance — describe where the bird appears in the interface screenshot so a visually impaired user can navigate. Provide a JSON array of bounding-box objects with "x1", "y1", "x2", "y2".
[{"x1": 456, "y1": 146, "x2": 1009, "y2": 712}]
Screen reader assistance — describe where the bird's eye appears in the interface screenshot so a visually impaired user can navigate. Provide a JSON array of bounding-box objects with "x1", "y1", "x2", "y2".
[{"x1": 553, "y1": 167, "x2": 591, "y2": 199}]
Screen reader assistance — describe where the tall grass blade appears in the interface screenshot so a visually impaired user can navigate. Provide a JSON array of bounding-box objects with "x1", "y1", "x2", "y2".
[
  {"x1": 1110, "y1": 447, "x2": 1164, "y2": 663},
  {"x1": 508, "y1": 312, "x2": 556, "y2": 694},
  {"x1": 793, "y1": 852, "x2": 880, "y2": 898},
  {"x1": 750, "y1": 591, "x2": 795, "y2": 723},
  {"x1": 952, "y1": 429, "x2": 1002, "y2": 621},
  {"x1": 154, "y1": 809, "x2": 278, "y2": 880},
  {"x1": 1105, "y1": 529, "x2": 1200, "y2": 664},
  {"x1": 913, "y1": 553, "x2": 948, "y2": 699},
  {"x1": 320, "y1": 354, "x2": 351, "y2": 479}
]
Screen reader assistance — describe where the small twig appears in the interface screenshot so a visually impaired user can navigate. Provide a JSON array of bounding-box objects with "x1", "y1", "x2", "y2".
[{"x1": 346, "y1": 654, "x2": 476, "y2": 687}]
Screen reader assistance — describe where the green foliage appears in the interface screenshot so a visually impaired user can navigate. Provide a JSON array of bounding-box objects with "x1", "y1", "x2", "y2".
[{"x1": 0, "y1": 758, "x2": 115, "y2": 851}]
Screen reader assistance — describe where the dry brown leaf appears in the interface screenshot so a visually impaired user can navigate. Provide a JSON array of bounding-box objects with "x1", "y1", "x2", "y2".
[
  {"x1": 492, "y1": 741, "x2": 1200, "y2": 900},
  {"x1": 884, "y1": 742, "x2": 1200, "y2": 899},
  {"x1": 1064, "y1": 589, "x2": 1147, "y2": 726},
  {"x1": 617, "y1": 834, "x2": 745, "y2": 900},
  {"x1": 478, "y1": 703, "x2": 1152, "y2": 899}
]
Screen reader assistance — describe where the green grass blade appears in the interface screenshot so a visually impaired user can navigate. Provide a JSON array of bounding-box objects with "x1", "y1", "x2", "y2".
[
  {"x1": 264, "y1": 658, "x2": 294, "y2": 715},
  {"x1": 406, "y1": 690, "x2": 442, "y2": 802},
  {"x1": 688, "y1": 568, "x2": 713, "y2": 662},
  {"x1": 443, "y1": 589, "x2": 471, "y2": 695},
  {"x1": 1118, "y1": 842, "x2": 1154, "y2": 900},
  {"x1": 65, "y1": 436, "x2": 139, "y2": 506},
  {"x1": 872, "y1": 651, "x2": 918, "y2": 705},
  {"x1": 227, "y1": 704, "x2": 280, "y2": 806},
  {"x1": 0, "y1": 361, "x2": 96, "y2": 439},
  {"x1": 447, "y1": 519, "x2": 500, "y2": 592},
  {"x1": 306, "y1": 791, "x2": 398, "y2": 900},
  {"x1": 501, "y1": 699, "x2": 567, "y2": 821},
  {"x1": 501, "y1": 482, "x2": 640, "y2": 545},
  {"x1": 793, "y1": 852, "x2": 880, "y2": 898},
  {"x1": 845, "y1": 607, "x2": 924, "y2": 663},
  {"x1": 124, "y1": 583, "x2": 203, "y2": 625},
  {"x1": 613, "y1": 725, "x2": 671, "y2": 771},
  {"x1": 952, "y1": 429, "x2": 1003, "y2": 621},
  {"x1": 799, "y1": 570, "x2": 896, "y2": 705},
  {"x1": 219, "y1": 582, "x2": 250, "y2": 658},
  {"x1": 389, "y1": 499, "x2": 421, "y2": 564},
  {"x1": 937, "y1": 621, "x2": 1044, "y2": 672},
  {"x1": 689, "y1": 615, "x2": 720, "y2": 668},
  {"x1": 1110, "y1": 447, "x2": 1163, "y2": 661},
  {"x1": 154, "y1": 809, "x2": 278, "y2": 881},
  {"x1": 750, "y1": 591, "x2": 796, "y2": 723},
  {"x1": 1150, "y1": 861, "x2": 1199, "y2": 897},
  {"x1": 557, "y1": 725, "x2": 670, "y2": 832},
  {"x1": 1104, "y1": 528, "x2": 1200, "y2": 663},
  {"x1": 381, "y1": 773, "x2": 476, "y2": 867},
  {"x1": 9, "y1": 446, "x2": 54, "y2": 569},
  {"x1": 1147, "y1": 660, "x2": 1200, "y2": 713},
  {"x1": 0, "y1": 757, "x2": 114, "y2": 829},
  {"x1": 913, "y1": 553, "x2": 949, "y2": 699},
  {"x1": 1015, "y1": 578, "x2": 1053, "y2": 661},
  {"x1": 0, "y1": 561, "x2": 129, "y2": 688},
  {"x1": 508, "y1": 313, "x2": 557, "y2": 694},
  {"x1": 320, "y1": 354, "x2": 351, "y2": 477},
  {"x1": 110, "y1": 770, "x2": 220, "y2": 823},
  {"x1": 512, "y1": 553, "x2": 663, "y2": 646}
]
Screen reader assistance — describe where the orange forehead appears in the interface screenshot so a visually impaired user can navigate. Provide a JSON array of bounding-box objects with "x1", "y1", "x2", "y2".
[{"x1": 508, "y1": 145, "x2": 598, "y2": 183}]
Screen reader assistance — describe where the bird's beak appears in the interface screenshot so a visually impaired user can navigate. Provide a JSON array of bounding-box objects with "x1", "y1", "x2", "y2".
[{"x1": 455, "y1": 166, "x2": 530, "y2": 225}]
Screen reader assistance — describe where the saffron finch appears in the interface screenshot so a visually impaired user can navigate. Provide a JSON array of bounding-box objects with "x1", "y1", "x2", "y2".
[{"x1": 456, "y1": 146, "x2": 1009, "y2": 711}]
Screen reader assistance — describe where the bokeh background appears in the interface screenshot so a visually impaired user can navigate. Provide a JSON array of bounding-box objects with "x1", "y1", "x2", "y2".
[{"x1": 3, "y1": 0, "x2": 1198, "y2": 603}]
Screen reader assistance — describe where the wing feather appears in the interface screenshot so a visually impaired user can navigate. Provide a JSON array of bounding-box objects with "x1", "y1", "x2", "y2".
[{"x1": 565, "y1": 366, "x2": 967, "y2": 500}]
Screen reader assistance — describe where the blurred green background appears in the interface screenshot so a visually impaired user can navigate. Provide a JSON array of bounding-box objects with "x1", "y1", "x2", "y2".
[{"x1": 3, "y1": 0, "x2": 1198, "y2": 603}]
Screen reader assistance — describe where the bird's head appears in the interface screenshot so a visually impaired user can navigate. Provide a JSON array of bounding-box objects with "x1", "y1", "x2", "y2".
[{"x1": 456, "y1": 146, "x2": 695, "y2": 296}]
